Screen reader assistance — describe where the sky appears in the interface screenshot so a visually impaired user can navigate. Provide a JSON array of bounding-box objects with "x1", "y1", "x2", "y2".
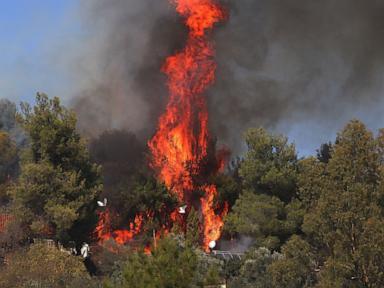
[
  {"x1": 0, "y1": 0, "x2": 81, "y2": 104},
  {"x1": 1, "y1": 1, "x2": 384, "y2": 157}
]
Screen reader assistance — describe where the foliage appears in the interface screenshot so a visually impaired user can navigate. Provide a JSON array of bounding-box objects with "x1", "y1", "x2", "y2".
[
  {"x1": 0, "y1": 132, "x2": 17, "y2": 182},
  {"x1": 0, "y1": 99, "x2": 26, "y2": 147},
  {"x1": 268, "y1": 235, "x2": 315, "y2": 288},
  {"x1": 225, "y1": 191, "x2": 286, "y2": 249},
  {"x1": 225, "y1": 128, "x2": 301, "y2": 249},
  {"x1": 105, "y1": 236, "x2": 198, "y2": 288},
  {"x1": 302, "y1": 120, "x2": 384, "y2": 287},
  {"x1": 316, "y1": 142, "x2": 333, "y2": 163},
  {"x1": 185, "y1": 207, "x2": 200, "y2": 247},
  {"x1": 215, "y1": 173, "x2": 241, "y2": 208},
  {"x1": 0, "y1": 131, "x2": 18, "y2": 204},
  {"x1": 0, "y1": 216, "x2": 25, "y2": 255},
  {"x1": 2, "y1": 94, "x2": 384, "y2": 288},
  {"x1": 0, "y1": 243, "x2": 97, "y2": 288},
  {"x1": 11, "y1": 93, "x2": 102, "y2": 243},
  {"x1": 239, "y1": 127, "x2": 298, "y2": 202},
  {"x1": 11, "y1": 162, "x2": 98, "y2": 241},
  {"x1": 228, "y1": 247, "x2": 282, "y2": 288},
  {"x1": 297, "y1": 157, "x2": 326, "y2": 211}
]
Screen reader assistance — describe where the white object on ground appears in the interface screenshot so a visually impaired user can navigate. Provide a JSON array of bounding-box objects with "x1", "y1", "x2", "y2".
[
  {"x1": 97, "y1": 198, "x2": 108, "y2": 207},
  {"x1": 81, "y1": 243, "x2": 90, "y2": 258},
  {"x1": 178, "y1": 205, "x2": 187, "y2": 214}
]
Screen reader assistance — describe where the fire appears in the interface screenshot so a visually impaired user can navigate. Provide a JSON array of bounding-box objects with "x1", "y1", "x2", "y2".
[
  {"x1": 200, "y1": 185, "x2": 229, "y2": 250},
  {"x1": 95, "y1": 210, "x2": 145, "y2": 245},
  {"x1": 149, "y1": 0, "x2": 228, "y2": 252},
  {"x1": 94, "y1": 0, "x2": 228, "y2": 253}
]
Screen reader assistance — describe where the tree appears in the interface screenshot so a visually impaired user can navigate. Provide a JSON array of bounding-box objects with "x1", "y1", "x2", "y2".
[
  {"x1": 225, "y1": 128, "x2": 300, "y2": 249},
  {"x1": 0, "y1": 216, "x2": 25, "y2": 257},
  {"x1": 215, "y1": 173, "x2": 241, "y2": 208},
  {"x1": 0, "y1": 99, "x2": 16, "y2": 131},
  {"x1": 0, "y1": 243, "x2": 97, "y2": 288},
  {"x1": 316, "y1": 142, "x2": 333, "y2": 163},
  {"x1": 0, "y1": 99, "x2": 26, "y2": 147},
  {"x1": 239, "y1": 127, "x2": 298, "y2": 202},
  {"x1": 106, "y1": 236, "x2": 198, "y2": 288},
  {"x1": 11, "y1": 93, "x2": 102, "y2": 243},
  {"x1": 0, "y1": 131, "x2": 18, "y2": 204},
  {"x1": 115, "y1": 173, "x2": 177, "y2": 233},
  {"x1": 225, "y1": 191, "x2": 286, "y2": 249},
  {"x1": 185, "y1": 207, "x2": 200, "y2": 247},
  {"x1": 0, "y1": 132, "x2": 17, "y2": 181},
  {"x1": 302, "y1": 120, "x2": 384, "y2": 287},
  {"x1": 228, "y1": 247, "x2": 282, "y2": 288},
  {"x1": 268, "y1": 235, "x2": 315, "y2": 288},
  {"x1": 297, "y1": 157, "x2": 326, "y2": 211}
]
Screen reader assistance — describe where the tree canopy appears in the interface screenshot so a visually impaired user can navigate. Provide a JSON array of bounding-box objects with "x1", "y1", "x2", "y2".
[
  {"x1": 10, "y1": 93, "x2": 102, "y2": 243},
  {"x1": 1, "y1": 95, "x2": 384, "y2": 287}
]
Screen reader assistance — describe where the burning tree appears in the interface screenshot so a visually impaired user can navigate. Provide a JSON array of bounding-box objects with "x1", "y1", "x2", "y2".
[
  {"x1": 95, "y1": 0, "x2": 229, "y2": 252},
  {"x1": 148, "y1": 0, "x2": 229, "y2": 252}
]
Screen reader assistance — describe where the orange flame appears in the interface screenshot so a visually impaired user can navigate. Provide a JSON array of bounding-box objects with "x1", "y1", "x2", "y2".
[
  {"x1": 149, "y1": 0, "x2": 228, "y2": 251},
  {"x1": 94, "y1": 0, "x2": 229, "y2": 253},
  {"x1": 95, "y1": 209, "x2": 145, "y2": 245},
  {"x1": 201, "y1": 185, "x2": 228, "y2": 251}
]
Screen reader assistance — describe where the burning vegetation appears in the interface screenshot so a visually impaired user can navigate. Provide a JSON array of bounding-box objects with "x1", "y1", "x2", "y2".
[
  {"x1": 95, "y1": 0, "x2": 229, "y2": 252},
  {"x1": 3, "y1": 1, "x2": 384, "y2": 287}
]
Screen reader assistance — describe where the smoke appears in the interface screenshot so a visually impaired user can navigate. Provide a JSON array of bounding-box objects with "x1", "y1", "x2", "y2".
[
  {"x1": 210, "y1": 0, "x2": 384, "y2": 153},
  {"x1": 70, "y1": 0, "x2": 384, "y2": 154},
  {"x1": 219, "y1": 235, "x2": 254, "y2": 253},
  {"x1": 70, "y1": 0, "x2": 186, "y2": 139}
]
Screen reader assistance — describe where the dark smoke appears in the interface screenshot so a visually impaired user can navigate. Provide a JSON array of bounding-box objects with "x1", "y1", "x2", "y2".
[
  {"x1": 71, "y1": 0, "x2": 384, "y2": 154},
  {"x1": 71, "y1": 0, "x2": 185, "y2": 140},
  {"x1": 209, "y1": 0, "x2": 384, "y2": 152}
]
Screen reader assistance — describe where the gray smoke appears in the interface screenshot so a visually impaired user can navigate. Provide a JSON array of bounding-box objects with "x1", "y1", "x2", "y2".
[
  {"x1": 70, "y1": 0, "x2": 384, "y2": 154},
  {"x1": 71, "y1": 0, "x2": 185, "y2": 139},
  {"x1": 209, "y1": 0, "x2": 384, "y2": 153}
]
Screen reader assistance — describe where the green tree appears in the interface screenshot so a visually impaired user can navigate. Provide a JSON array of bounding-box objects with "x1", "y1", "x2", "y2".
[
  {"x1": 106, "y1": 236, "x2": 198, "y2": 288},
  {"x1": 302, "y1": 120, "x2": 384, "y2": 287},
  {"x1": 0, "y1": 131, "x2": 18, "y2": 204},
  {"x1": 225, "y1": 191, "x2": 286, "y2": 249},
  {"x1": 185, "y1": 207, "x2": 200, "y2": 247},
  {"x1": 11, "y1": 93, "x2": 102, "y2": 243},
  {"x1": 0, "y1": 132, "x2": 17, "y2": 181},
  {"x1": 268, "y1": 235, "x2": 315, "y2": 288},
  {"x1": 297, "y1": 157, "x2": 326, "y2": 211},
  {"x1": 0, "y1": 243, "x2": 97, "y2": 288},
  {"x1": 228, "y1": 247, "x2": 282, "y2": 288},
  {"x1": 225, "y1": 128, "x2": 300, "y2": 249},
  {"x1": 239, "y1": 127, "x2": 298, "y2": 202}
]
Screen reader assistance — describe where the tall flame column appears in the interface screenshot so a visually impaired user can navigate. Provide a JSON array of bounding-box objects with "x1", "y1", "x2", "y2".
[{"x1": 149, "y1": 0, "x2": 228, "y2": 251}]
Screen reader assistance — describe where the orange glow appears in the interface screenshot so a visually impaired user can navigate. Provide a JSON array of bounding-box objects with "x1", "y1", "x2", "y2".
[
  {"x1": 144, "y1": 246, "x2": 152, "y2": 255},
  {"x1": 149, "y1": 0, "x2": 228, "y2": 251},
  {"x1": 201, "y1": 185, "x2": 228, "y2": 251},
  {"x1": 94, "y1": 0, "x2": 228, "y2": 253},
  {"x1": 94, "y1": 210, "x2": 112, "y2": 242},
  {"x1": 95, "y1": 209, "x2": 145, "y2": 245}
]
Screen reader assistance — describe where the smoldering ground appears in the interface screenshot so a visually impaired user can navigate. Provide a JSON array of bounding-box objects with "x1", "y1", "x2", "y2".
[{"x1": 70, "y1": 0, "x2": 384, "y2": 154}]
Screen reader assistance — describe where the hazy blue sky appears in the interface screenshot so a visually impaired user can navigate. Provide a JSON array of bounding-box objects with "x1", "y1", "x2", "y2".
[{"x1": 0, "y1": 0, "x2": 81, "y2": 104}]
